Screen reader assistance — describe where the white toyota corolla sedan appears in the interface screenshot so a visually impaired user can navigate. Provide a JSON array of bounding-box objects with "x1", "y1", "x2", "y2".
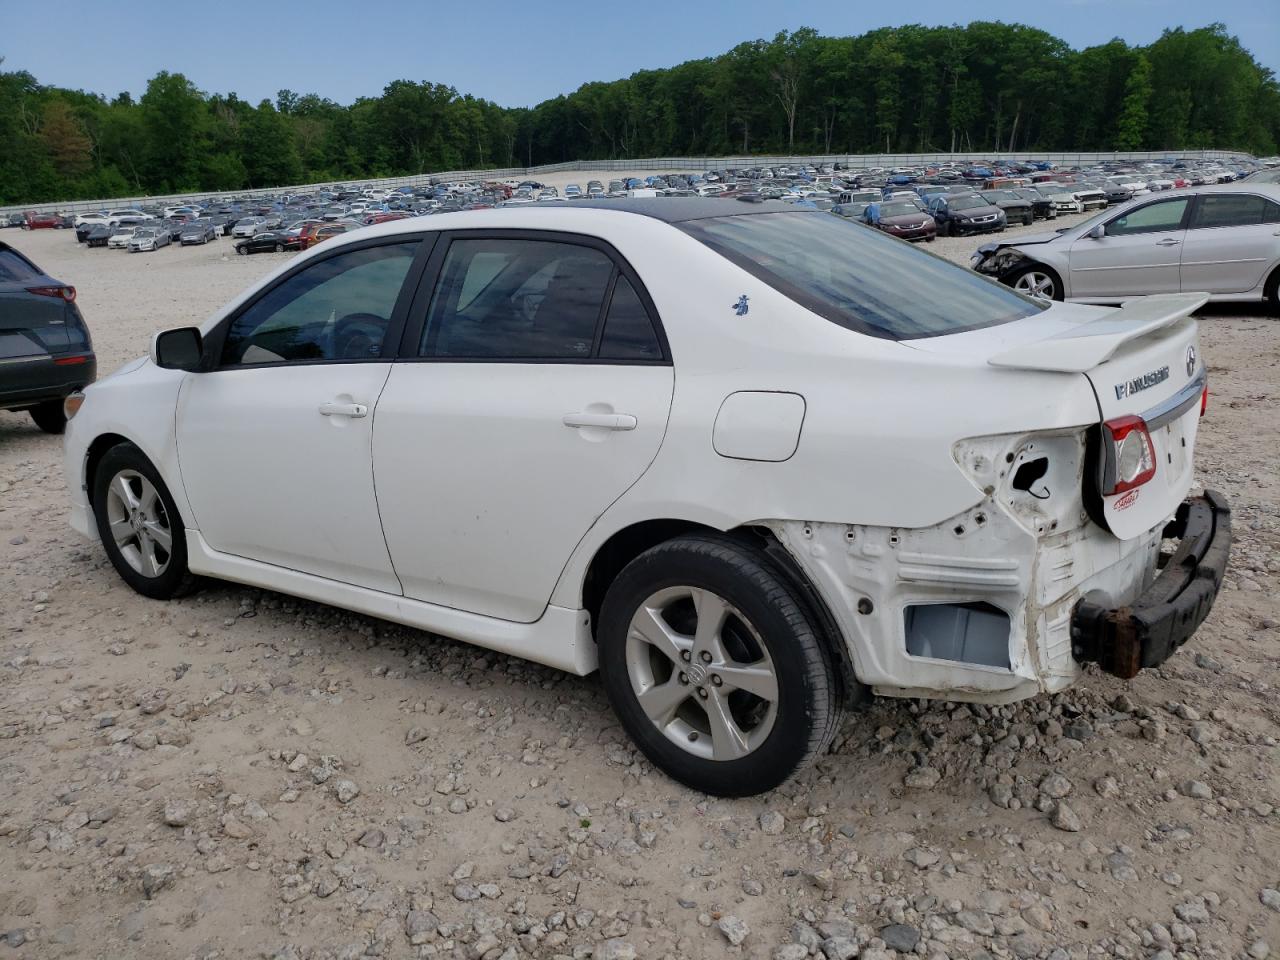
[{"x1": 62, "y1": 199, "x2": 1231, "y2": 796}]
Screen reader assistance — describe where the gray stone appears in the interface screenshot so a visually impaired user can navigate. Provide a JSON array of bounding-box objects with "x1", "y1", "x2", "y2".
[
  {"x1": 718, "y1": 915, "x2": 749, "y2": 946},
  {"x1": 1174, "y1": 898, "x2": 1211, "y2": 923},
  {"x1": 1039, "y1": 773, "x2": 1073, "y2": 799},
  {"x1": 881, "y1": 923, "x2": 921, "y2": 952},
  {"x1": 597, "y1": 940, "x2": 637, "y2": 960},
  {"x1": 956, "y1": 910, "x2": 996, "y2": 936},
  {"x1": 163, "y1": 798, "x2": 195, "y2": 827},
  {"x1": 1050, "y1": 801, "x2": 1081, "y2": 832},
  {"x1": 822, "y1": 936, "x2": 858, "y2": 960},
  {"x1": 141, "y1": 862, "x2": 174, "y2": 899},
  {"x1": 759, "y1": 810, "x2": 786, "y2": 835},
  {"x1": 1261, "y1": 889, "x2": 1280, "y2": 912},
  {"x1": 904, "y1": 766, "x2": 942, "y2": 789},
  {"x1": 1178, "y1": 780, "x2": 1213, "y2": 800},
  {"x1": 333, "y1": 779, "x2": 360, "y2": 804}
]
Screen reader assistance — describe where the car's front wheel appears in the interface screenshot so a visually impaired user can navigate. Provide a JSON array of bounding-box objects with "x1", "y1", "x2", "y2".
[
  {"x1": 598, "y1": 534, "x2": 842, "y2": 796},
  {"x1": 92, "y1": 443, "x2": 195, "y2": 600},
  {"x1": 1007, "y1": 263, "x2": 1064, "y2": 301}
]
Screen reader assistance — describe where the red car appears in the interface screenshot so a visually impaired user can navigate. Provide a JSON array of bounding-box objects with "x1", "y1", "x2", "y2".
[
  {"x1": 23, "y1": 211, "x2": 61, "y2": 230},
  {"x1": 363, "y1": 211, "x2": 412, "y2": 226}
]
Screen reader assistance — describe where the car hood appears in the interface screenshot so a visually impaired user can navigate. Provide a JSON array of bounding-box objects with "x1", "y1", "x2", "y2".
[
  {"x1": 881, "y1": 214, "x2": 931, "y2": 226},
  {"x1": 976, "y1": 230, "x2": 1065, "y2": 254}
]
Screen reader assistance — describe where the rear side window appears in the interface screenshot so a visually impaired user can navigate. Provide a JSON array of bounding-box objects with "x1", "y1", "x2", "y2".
[
  {"x1": 1190, "y1": 194, "x2": 1277, "y2": 228},
  {"x1": 680, "y1": 211, "x2": 1042, "y2": 340},
  {"x1": 599, "y1": 275, "x2": 662, "y2": 360},
  {"x1": 421, "y1": 238, "x2": 614, "y2": 359},
  {"x1": 0, "y1": 249, "x2": 41, "y2": 283}
]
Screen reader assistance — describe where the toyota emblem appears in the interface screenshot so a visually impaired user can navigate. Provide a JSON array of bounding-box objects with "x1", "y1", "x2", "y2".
[{"x1": 1185, "y1": 345, "x2": 1197, "y2": 377}]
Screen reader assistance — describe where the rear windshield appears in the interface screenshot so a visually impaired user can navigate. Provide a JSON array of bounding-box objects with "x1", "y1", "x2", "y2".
[
  {"x1": 679, "y1": 211, "x2": 1043, "y2": 340},
  {"x1": 0, "y1": 248, "x2": 41, "y2": 283}
]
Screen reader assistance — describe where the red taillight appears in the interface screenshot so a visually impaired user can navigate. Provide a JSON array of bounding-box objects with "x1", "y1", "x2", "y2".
[
  {"x1": 1103, "y1": 415, "x2": 1157, "y2": 495},
  {"x1": 1200, "y1": 386, "x2": 1208, "y2": 417},
  {"x1": 53, "y1": 354, "x2": 90, "y2": 366},
  {"x1": 27, "y1": 285, "x2": 76, "y2": 303}
]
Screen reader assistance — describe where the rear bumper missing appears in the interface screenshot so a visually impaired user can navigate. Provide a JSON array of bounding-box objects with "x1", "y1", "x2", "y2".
[{"x1": 1071, "y1": 491, "x2": 1231, "y2": 678}]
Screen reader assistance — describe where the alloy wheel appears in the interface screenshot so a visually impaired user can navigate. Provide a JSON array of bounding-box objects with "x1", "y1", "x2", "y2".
[
  {"x1": 625, "y1": 586, "x2": 779, "y2": 761},
  {"x1": 104, "y1": 469, "x2": 173, "y2": 577},
  {"x1": 1014, "y1": 270, "x2": 1056, "y2": 300}
]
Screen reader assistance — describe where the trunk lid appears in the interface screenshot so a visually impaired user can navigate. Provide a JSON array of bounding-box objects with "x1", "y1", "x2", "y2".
[{"x1": 907, "y1": 294, "x2": 1207, "y2": 539}]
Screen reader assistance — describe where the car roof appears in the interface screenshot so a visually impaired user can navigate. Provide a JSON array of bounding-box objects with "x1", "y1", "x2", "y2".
[{"x1": 509, "y1": 196, "x2": 803, "y2": 223}]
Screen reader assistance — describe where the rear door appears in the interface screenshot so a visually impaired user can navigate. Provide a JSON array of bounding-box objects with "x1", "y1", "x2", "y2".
[
  {"x1": 373, "y1": 230, "x2": 674, "y2": 623},
  {"x1": 1068, "y1": 196, "x2": 1191, "y2": 299},
  {"x1": 1180, "y1": 192, "x2": 1280, "y2": 294}
]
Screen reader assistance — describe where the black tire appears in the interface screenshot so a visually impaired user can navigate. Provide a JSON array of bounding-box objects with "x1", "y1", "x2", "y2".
[
  {"x1": 236, "y1": 245, "x2": 247, "y2": 256},
  {"x1": 1005, "y1": 263, "x2": 1064, "y2": 301},
  {"x1": 274, "y1": 243, "x2": 283, "y2": 253},
  {"x1": 29, "y1": 400, "x2": 66, "y2": 434},
  {"x1": 91, "y1": 442, "x2": 196, "y2": 600},
  {"x1": 597, "y1": 533, "x2": 843, "y2": 797},
  {"x1": 1264, "y1": 267, "x2": 1280, "y2": 318}
]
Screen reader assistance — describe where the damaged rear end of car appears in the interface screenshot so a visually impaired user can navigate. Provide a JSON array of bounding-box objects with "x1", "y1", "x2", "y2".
[{"x1": 766, "y1": 290, "x2": 1229, "y2": 704}]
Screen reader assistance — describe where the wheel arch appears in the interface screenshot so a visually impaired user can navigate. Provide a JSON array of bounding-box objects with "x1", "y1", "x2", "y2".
[{"x1": 580, "y1": 518, "x2": 862, "y2": 704}]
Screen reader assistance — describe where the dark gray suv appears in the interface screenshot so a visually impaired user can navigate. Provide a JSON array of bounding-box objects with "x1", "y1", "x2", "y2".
[{"x1": 0, "y1": 242, "x2": 95, "y2": 433}]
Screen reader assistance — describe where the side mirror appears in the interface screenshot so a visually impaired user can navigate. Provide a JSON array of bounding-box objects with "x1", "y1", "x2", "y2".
[
  {"x1": 1088, "y1": 224, "x2": 1106, "y2": 239},
  {"x1": 151, "y1": 327, "x2": 204, "y2": 371}
]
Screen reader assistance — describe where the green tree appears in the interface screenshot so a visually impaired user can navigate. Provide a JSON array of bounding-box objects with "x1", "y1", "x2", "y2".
[{"x1": 1114, "y1": 54, "x2": 1152, "y2": 149}]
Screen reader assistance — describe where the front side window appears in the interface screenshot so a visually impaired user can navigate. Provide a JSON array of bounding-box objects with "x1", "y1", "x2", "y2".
[
  {"x1": 221, "y1": 242, "x2": 417, "y2": 366},
  {"x1": 1190, "y1": 194, "x2": 1278, "y2": 228},
  {"x1": 681, "y1": 211, "x2": 1042, "y2": 340},
  {"x1": 421, "y1": 238, "x2": 614, "y2": 359},
  {"x1": 1106, "y1": 198, "x2": 1188, "y2": 236}
]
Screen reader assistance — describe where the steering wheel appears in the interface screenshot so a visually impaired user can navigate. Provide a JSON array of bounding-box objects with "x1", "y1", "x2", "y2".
[{"x1": 333, "y1": 313, "x2": 388, "y2": 360}]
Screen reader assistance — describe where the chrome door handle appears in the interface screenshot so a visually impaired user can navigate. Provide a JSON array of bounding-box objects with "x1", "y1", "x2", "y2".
[
  {"x1": 1155, "y1": 238, "x2": 1181, "y2": 246},
  {"x1": 563, "y1": 412, "x2": 637, "y2": 431},
  {"x1": 318, "y1": 401, "x2": 368, "y2": 418}
]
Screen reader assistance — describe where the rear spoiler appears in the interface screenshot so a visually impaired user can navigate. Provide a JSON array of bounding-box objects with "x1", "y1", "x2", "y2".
[{"x1": 988, "y1": 293, "x2": 1208, "y2": 373}]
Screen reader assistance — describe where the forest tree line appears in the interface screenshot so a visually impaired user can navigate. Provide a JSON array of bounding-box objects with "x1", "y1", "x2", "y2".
[{"x1": 2, "y1": 21, "x2": 1278, "y2": 205}]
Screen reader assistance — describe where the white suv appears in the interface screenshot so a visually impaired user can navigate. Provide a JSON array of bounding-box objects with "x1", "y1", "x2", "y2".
[{"x1": 63, "y1": 200, "x2": 1231, "y2": 795}]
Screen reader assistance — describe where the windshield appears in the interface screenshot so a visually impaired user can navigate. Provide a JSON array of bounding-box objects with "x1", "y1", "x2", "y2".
[
  {"x1": 950, "y1": 195, "x2": 988, "y2": 211},
  {"x1": 679, "y1": 211, "x2": 1043, "y2": 340},
  {"x1": 881, "y1": 201, "x2": 921, "y2": 217}
]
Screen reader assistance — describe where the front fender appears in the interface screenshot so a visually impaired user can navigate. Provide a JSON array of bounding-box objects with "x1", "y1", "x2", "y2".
[{"x1": 63, "y1": 358, "x2": 192, "y2": 534}]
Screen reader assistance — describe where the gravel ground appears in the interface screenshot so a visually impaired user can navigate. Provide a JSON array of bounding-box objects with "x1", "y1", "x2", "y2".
[{"x1": 1, "y1": 205, "x2": 1278, "y2": 960}]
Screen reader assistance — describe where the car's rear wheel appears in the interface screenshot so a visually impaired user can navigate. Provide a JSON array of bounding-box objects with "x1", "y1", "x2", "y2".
[
  {"x1": 29, "y1": 400, "x2": 66, "y2": 434},
  {"x1": 1264, "y1": 266, "x2": 1280, "y2": 317},
  {"x1": 598, "y1": 534, "x2": 842, "y2": 796},
  {"x1": 92, "y1": 443, "x2": 195, "y2": 600},
  {"x1": 275, "y1": 243, "x2": 284, "y2": 253},
  {"x1": 1007, "y1": 264, "x2": 1063, "y2": 301}
]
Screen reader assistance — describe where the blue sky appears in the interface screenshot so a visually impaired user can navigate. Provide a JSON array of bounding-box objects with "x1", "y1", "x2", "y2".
[{"x1": 2, "y1": 0, "x2": 1276, "y2": 108}]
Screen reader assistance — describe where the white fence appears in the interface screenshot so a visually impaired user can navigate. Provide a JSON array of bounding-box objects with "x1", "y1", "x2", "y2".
[{"x1": 0, "y1": 149, "x2": 1252, "y2": 218}]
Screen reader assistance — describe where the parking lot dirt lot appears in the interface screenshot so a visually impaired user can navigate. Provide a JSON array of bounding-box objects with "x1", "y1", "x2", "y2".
[{"x1": 2, "y1": 205, "x2": 1278, "y2": 960}]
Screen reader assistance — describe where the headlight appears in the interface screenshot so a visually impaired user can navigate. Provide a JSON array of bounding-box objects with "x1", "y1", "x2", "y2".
[{"x1": 64, "y1": 391, "x2": 85, "y2": 421}]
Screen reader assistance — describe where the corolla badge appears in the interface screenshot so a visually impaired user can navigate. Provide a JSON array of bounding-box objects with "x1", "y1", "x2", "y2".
[
  {"x1": 732, "y1": 295, "x2": 749, "y2": 316},
  {"x1": 1185, "y1": 344, "x2": 1197, "y2": 377}
]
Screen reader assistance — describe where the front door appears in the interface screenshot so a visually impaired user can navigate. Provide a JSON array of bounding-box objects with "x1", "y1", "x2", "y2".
[
  {"x1": 374, "y1": 232, "x2": 675, "y2": 623},
  {"x1": 177, "y1": 239, "x2": 423, "y2": 593},
  {"x1": 1068, "y1": 196, "x2": 1190, "y2": 299}
]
